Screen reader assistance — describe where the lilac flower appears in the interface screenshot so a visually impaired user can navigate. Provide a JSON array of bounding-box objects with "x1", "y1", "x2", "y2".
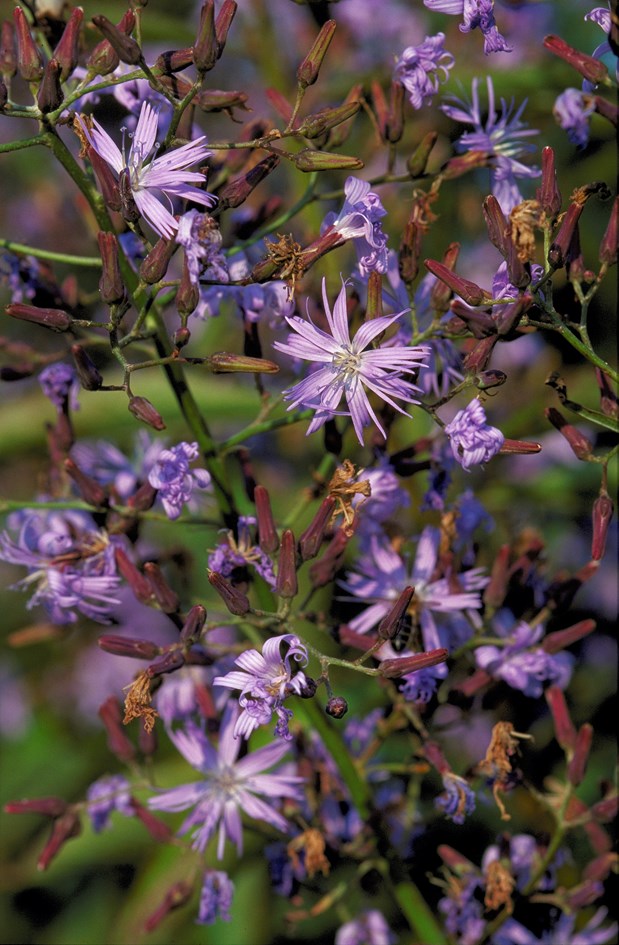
[
  {"x1": 553, "y1": 89, "x2": 596, "y2": 148},
  {"x1": 422, "y1": 438, "x2": 457, "y2": 511},
  {"x1": 193, "y1": 247, "x2": 294, "y2": 324},
  {"x1": 39, "y1": 363, "x2": 80, "y2": 411},
  {"x1": 148, "y1": 705, "x2": 305, "y2": 857},
  {"x1": 273, "y1": 279, "x2": 429, "y2": 445},
  {"x1": 147, "y1": 441, "x2": 211, "y2": 520},
  {"x1": 208, "y1": 516, "x2": 276, "y2": 588},
  {"x1": 353, "y1": 457, "x2": 411, "y2": 528},
  {"x1": 444, "y1": 399, "x2": 504, "y2": 470},
  {"x1": 266, "y1": 840, "x2": 307, "y2": 896},
  {"x1": 197, "y1": 871, "x2": 234, "y2": 925},
  {"x1": 438, "y1": 872, "x2": 485, "y2": 945},
  {"x1": 399, "y1": 664, "x2": 447, "y2": 704},
  {"x1": 493, "y1": 909, "x2": 618, "y2": 945},
  {"x1": 71, "y1": 432, "x2": 165, "y2": 501},
  {"x1": 176, "y1": 210, "x2": 228, "y2": 285},
  {"x1": 213, "y1": 634, "x2": 309, "y2": 740},
  {"x1": 323, "y1": 177, "x2": 390, "y2": 277},
  {"x1": 435, "y1": 773, "x2": 476, "y2": 824},
  {"x1": 0, "y1": 252, "x2": 47, "y2": 303},
  {"x1": 78, "y1": 101, "x2": 216, "y2": 239},
  {"x1": 441, "y1": 77, "x2": 540, "y2": 212},
  {"x1": 424, "y1": 0, "x2": 512, "y2": 54},
  {"x1": 474, "y1": 619, "x2": 573, "y2": 697},
  {"x1": 86, "y1": 774, "x2": 133, "y2": 832},
  {"x1": 335, "y1": 910, "x2": 397, "y2": 945},
  {"x1": 0, "y1": 509, "x2": 121, "y2": 624},
  {"x1": 394, "y1": 34, "x2": 455, "y2": 109},
  {"x1": 584, "y1": 6, "x2": 617, "y2": 89}
]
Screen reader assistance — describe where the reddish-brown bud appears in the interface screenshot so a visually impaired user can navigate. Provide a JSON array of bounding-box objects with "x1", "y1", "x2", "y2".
[
  {"x1": 407, "y1": 130, "x2": 438, "y2": 178},
  {"x1": 87, "y1": 145, "x2": 121, "y2": 212},
  {"x1": 174, "y1": 327, "x2": 191, "y2": 349},
  {"x1": 424, "y1": 259, "x2": 491, "y2": 306},
  {"x1": 309, "y1": 528, "x2": 349, "y2": 588},
  {"x1": 293, "y1": 149, "x2": 364, "y2": 173},
  {"x1": 495, "y1": 294, "x2": 533, "y2": 336},
  {"x1": 327, "y1": 83, "x2": 363, "y2": 148},
  {"x1": 599, "y1": 195, "x2": 618, "y2": 266},
  {"x1": 545, "y1": 686, "x2": 577, "y2": 752},
  {"x1": 5, "y1": 797, "x2": 67, "y2": 817},
  {"x1": 139, "y1": 235, "x2": 177, "y2": 284},
  {"x1": 448, "y1": 300, "x2": 495, "y2": 337},
  {"x1": 129, "y1": 799, "x2": 173, "y2": 842},
  {"x1": 98, "y1": 696, "x2": 137, "y2": 763},
  {"x1": 217, "y1": 154, "x2": 280, "y2": 211},
  {"x1": 591, "y1": 492, "x2": 614, "y2": 560},
  {"x1": 498, "y1": 438, "x2": 542, "y2": 455},
  {"x1": 379, "y1": 647, "x2": 448, "y2": 678},
  {"x1": 440, "y1": 150, "x2": 489, "y2": 180},
  {"x1": 128, "y1": 396, "x2": 166, "y2": 430},
  {"x1": 584, "y1": 852, "x2": 619, "y2": 882},
  {"x1": 483, "y1": 195, "x2": 510, "y2": 257},
  {"x1": 463, "y1": 335, "x2": 498, "y2": 374},
  {"x1": 475, "y1": 370, "x2": 507, "y2": 390},
  {"x1": 595, "y1": 368, "x2": 619, "y2": 419},
  {"x1": 254, "y1": 485, "x2": 279, "y2": 554},
  {"x1": 97, "y1": 634, "x2": 161, "y2": 660},
  {"x1": 567, "y1": 723, "x2": 593, "y2": 786},
  {"x1": 97, "y1": 232, "x2": 125, "y2": 304},
  {"x1": 298, "y1": 497, "x2": 336, "y2": 561},
  {"x1": 544, "y1": 406, "x2": 593, "y2": 460},
  {"x1": 297, "y1": 19, "x2": 336, "y2": 88},
  {"x1": 147, "y1": 650, "x2": 186, "y2": 677},
  {"x1": 548, "y1": 202, "x2": 584, "y2": 269},
  {"x1": 53, "y1": 7, "x2": 83, "y2": 81},
  {"x1": 536, "y1": 147, "x2": 562, "y2": 220},
  {"x1": 70, "y1": 344, "x2": 103, "y2": 391},
  {"x1": 297, "y1": 101, "x2": 361, "y2": 140},
  {"x1": 6, "y1": 302, "x2": 71, "y2": 332},
  {"x1": 377, "y1": 586, "x2": 415, "y2": 641},
  {"x1": 92, "y1": 15, "x2": 142, "y2": 66},
  {"x1": 275, "y1": 529, "x2": 298, "y2": 599},
  {"x1": 430, "y1": 243, "x2": 460, "y2": 312},
  {"x1": 64, "y1": 457, "x2": 107, "y2": 507},
  {"x1": 114, "y1": 546, "x2": 153, "y2": 604},
  {"x1": 176, "y1": 256, "x2": 199, "y2": 317},
  {"x1": 154, "y1": 47, "x2": 194, "y2": 74},
  {"x1": 567, "y1": 880, "x2": 607, "y2": 910},
  {"x1": 214, "y1": 0, "x2": 237, "y2": 57},
  {"x1": 542, "y1": 619, "x2": 597, "y2": 654},
  {"x1": 365, "y1": 270, "x2": 383, "y2": 322},
  {"x1": 544, "y1": 34, "x2": 610, "y2": 85},
  {"x1": 13, "y1": 7, "x2": 43, "y2": 82},
  {"x1": 180, "y1": 605, "x2": 207, "y2": 643},
  {"x1": 484, "y1": 544, "x2": 511, "y2": 608},
  {"x1": 424, "y1": 740, "x2": 450, "y2": 775},
  {"x1": 591, "y1": 794, "x2": 619, "y2": 822},
  {"x1": 325, "y1": 696, "x2": 348, "y2": 719},
  {"x1": 387, "y1": 79, "x2": 405, "y2": 143},
  {"x1": 127, "y1": 481, "x2": 158, "y2": 512},
  {"x1": 208, "y1": 352, "x2": 279, "y2": 374},
  {"x1": 36, "y1": 57, "x2": 63, "y2": 113},
  {"x1": 87, "y1": 10, "x2": 135, "y2": 77},
  {"x1": 144, "y1": 881, "x2": 194, "y2": 933},
  {"x1": 37, "y1": 811, "x2": 82, "y2": 871},
  {"x1": 193, "y1": 1, "x2": 217, "y2": 72},
  {"x1": 207, "y1": 570, "x2": 250, "y2": 616},
  {"x1": 143, "y1": 562, "x2": 180, "y2": 614},
  {"x1": 139, "y1": 717, "x2": 158, "y2": 757},
  {"x1": 0, "y1": 21, "x2": 16, "y2": 79},
  {"x1": 196, "y1": 88, "x2": 249, "y2": 113}
]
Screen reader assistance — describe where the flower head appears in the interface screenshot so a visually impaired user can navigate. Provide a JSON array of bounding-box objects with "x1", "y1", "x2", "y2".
[
  {"x1": 324, "y1": 177, "x2": 390, "y2": 277},
  {"x1": 424, "y1": 0, "x2": 512, "y2": 54},
  {"x1": 79, "y1": 101, "x2": 216, "y2": 239},
  {"x1": 208, "y1": 516, "x2": 276, "y2": 587},
  {"x1": 147, "y1": 440, "x2": 211, "y2": 520},
  {"x1": 553, "y1": 89, "x2": 596, "y2": 148},
  {"x1": 335, "y1": 910, "x2": 397, "y2": 945},
  {"x1": 475, "y1": 618, "x2": 573, "y2": 697},
  {"x1": 176, "y1": 210, "x2": 228, "y2": 285},
  {"x1": 197, "y1": 871, "x2": 234, "y2": 925},
  {"x1": 213, "y1": 634, "x2": 309, "y2": 740},
  {"x1": 148, "y1": 705, "x2": 305, "y2": 857},
  {"x1": 86, "y1": 774, "x2": 133, "y2": 832},
  {"x1": 273, "y1": 279, "x2": 429, "y2": 445},
  {"x1": 39, "y1": 363, "x2": 80, "y2": 411},
  {"x1": 435, "y1": 772, "x2": 476, "y2": 824},
  {"x1": 394, "y1": 34, "x2": 455, "y2": 110},
  {"x1": 444, "y1": 399, "x2": 504, "y2": 470}
]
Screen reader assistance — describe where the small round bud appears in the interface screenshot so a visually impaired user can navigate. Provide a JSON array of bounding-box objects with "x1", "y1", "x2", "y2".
[
  {"x1": 298, "y1": 677, "x2": 318, "y2": 699},
  {"x1": 325, "y1": 696, "x2": 348, "y2": 719}
]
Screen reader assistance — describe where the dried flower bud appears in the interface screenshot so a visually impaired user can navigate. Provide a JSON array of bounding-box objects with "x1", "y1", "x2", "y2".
[
  {"x1": 13, "y1": 7, "x2": 43, "y2": 82},
  {"x1": 36, "y1": 57, "x2": 63, "y2": 113},
  {"x1": 544, "y1": 406, "x2": 593, "y2": 460},
  {"x1": 424, "y1": 259, "x2": 491, "y2": 306},
  {"x1": 293, "y1": 149, "x2": 364, "y2": 172},
  {"x1": 143, "y1": 562, "x2": 180, "y2": 614},
  {"x1": 214, "y1": 0, "x2": 237, "y2": 57},
  {"x1": 139, "y1": 235, "x2": 177, "y2": 284},
  {"x1": 217, "y1": 154, "x2": 280, "y2": 211},
  {"x1": 548, "y1": 202, "x2": 584, "y2": 269},
  {"x1": 193, "y1": 0, "x2": 217, "y2": 72},
  {"x1": 37, "y1": 811, "x2": 82, "y2": 871},
  {"x1": 5, "y1": 796, "x2": 67, "y2": 817},
  {"x1": 207, "y1": 570, "x2": 250, "y2": 616},
  {"x1": 53, "y1": 7, "x2": 83, "y2": 81},
  {"x1": 254, "y1": 485, "x2": 279, "y2": 554},
  {"x1": 5, "y1": 302, "x2": 72, "y2": 332},
  {"x1": 92, "y1": 14, "x2": 142, "y2": 66},
  {"x1": 97, "y1": 231, "x2": 125, "y2": 304},
  {"x1": 591, "y1": 491, "x2": 614, "y2": 560},
  {"x1": 297, "y1": 19, "x2": 336, "y2": 88},
  {"x1": 298, "y1": 497, "x2": 336, "y2": 561},
  {"x1": 70, "y1": 344, "x2": 103, "y2": 391},
  {"x1": 98, "y1": 696, "x2": 137, "y2": 763},
  {"x1": 545, "y1": 686, "x2": 577, "y2": 751},
  {"x1": 543, "y1": 34, "x2": 610, "y2": 85},
  {"x1": 196, "y1": 88, "x2": 249, "y2": 113},
  {"x1": 536, "y1": 147, "x2": 562, "y2": 220},
  {"x1": 297, "y1": 101, "x2": 361, "y2": 140},
  {"x1": 325, "y1": 696, "x2": 348, "y2": 719},
  {"x1": 128, "y1": 395, "x2": 166, "y2": 430},
  {"x1": 377, "y1": 586, "x2": 415, "y2": 641},
  {"x1": 275, "y1": 529, "x2": 298, "y2": 599},
  {"x1": 180, "y1": 605, "x2": 207, "y2": 643},
  {"x1": 207, "y1": 352, "x2": 279, "y2": 374},
  {"x1": 0, "y1": 21, "x2": 16, "y2": 79},
  {"x1": 599, "y1": 195, "x2": 618, "y2": 266},
  {"x1": 64, "y1": 457, "x2": 107, "y2": 507},
  {"x1": 154, "y1": 47, "x2": 194, "y2": 74},
  {"x1": 97, "y1": 634, "x2": 161, "y2": 660},
  {"x1": 567, "y1": 723, "x2": 593, "y2": 786},
  {"x1": 144, "y1": 881, "x2": 194, "y2": 933}
]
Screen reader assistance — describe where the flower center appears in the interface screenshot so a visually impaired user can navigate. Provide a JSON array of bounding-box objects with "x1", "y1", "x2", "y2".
[{"x1": 332, "y1": 347, "x2": 362, "y2": 381}]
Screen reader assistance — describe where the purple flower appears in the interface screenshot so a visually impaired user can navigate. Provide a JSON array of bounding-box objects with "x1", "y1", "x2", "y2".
[
  {"x1": 553, "y1": 89, "x2": 596, "y2": 148},
  {"x1": 78, "y1": 101, "x2": 216, "y2": 239},
  {"x1": 148, "y1": 705, "x2": 305, "y2": 857},
  {"x1": 441, "y1": 77, "x2": 540, "y2": 212},
  {"x1": 324, "y1": 177, "x2": 390, "y2": 277},
  {"x1": 147, "y1": 441, "x2": 211, "y2": 520},
  {"x1": 0, "y1": 251, "x2": 47, "y2": 303},
  {"x1": 394, "y1": 34, "x2": 455, "y2": 109},
  {"x1": 424, "y1": 0, "x2": 512, "y2": 54},
  {"x1": 71, "y1": 432, "x2": 165, "y2": 501},
  {"x1": 435, "y1": 773, "x2": 476, "y2": 824},
  {"x1": 353, "y1": 457, "x2": 411, "y2": 528},
  {"x1": 335, "y1": 910, "x2": 397, "y2": 945},
  {"x1": 399, "y1": 664, "x2": 445, "y2": 704},
  {"x1": 475, "y1": 619, "x2": 573, "y2": 697},
  {"x1": 39, "y1": 363, "x2": 80, "y2": 411},
  {"x1": 444, "y1": 399, "x2": 504, "y2": 470},
  {"x1": 273, "y1": 279, "x2": 429, "y2": 445},
  {"x1": 493, "y1": 909, "x2": 618, "y2": 945},
  {"x1": 194, "y1": 248, "x2": 293, "y2": 324},
  {"x1": 208, "y1": 516, "x2": 276, "y2": 588},
  {"x1": 482, "y1": 833, "x2": 558, "y2": 893},
  {"x1": 197, "y1": 871, "x2": 234, "y2": 925},
  {"x1": 438, "y1": 872, "x2": 485, "y2": 945},
  {"x1": 176, "y1": 210, "x2": 228, "y2": 285},
  {"x1": 213, "y1": 634, "x2": 309, "y2": 740},
  {"x1": 86, "y1": 774, "x2": 133, "y2": 832},
  {"x1": 584, "y1": 6, "x2": 616, "y2": 90}
]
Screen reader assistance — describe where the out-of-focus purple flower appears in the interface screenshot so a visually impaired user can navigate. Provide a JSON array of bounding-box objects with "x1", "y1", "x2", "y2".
[
  {"x1": 196, "y1": 871, "x2": 234, "y2": 925},
  {"x1": 208, "y1": 516, "x2": 276, "y2": 588},
  {"x1": 39, "y1": 363, "x2": 80, "y2": 411},
  {"x1": 148, "y1": 705, "x2": 305, "y2": 857},
  {"x1": 493, "y1": 909, "x2": 618, "y2": 945},
  {"x1": 343, "y1": 708, "x2": 384, "y2": 755},
  {"x1": 400, "y1": 664, "x2": 445, "y2": 703},
  {"x1": 441, "y1": 77, "x2": 540, "y2": 213},
  {"x1": 176, "y1": 210, "x2": 228, "y2": 285},
  {"x1": 353, "y1": 457, "x2": 410, "y2": 528},
  {"x1": 584, "y1": 6, "x2": 616, "y2": 89},
  {"x1": 0, "y1": 252, "x2": 47, "y2": 303},
  {"x1": 453, "y1": 490, "x2": 494, "y2": 552},
  {"x1": 323, "y1": 177, "x2": 390, "y2": 277},
  {"x1": 0, "y1": 509, "x2": 121, "y2": 624},
  {"x1": 553, "y1": 89, "x2": 596, "y2": 148},
  {"x1": 213, "y1": 634, "x2": 309, "y2": 740},
  {"x1": 266, "y1": 840, "x2": 307, "y2": 896},
  {"x1": 394, "y1": 34, "x2": 455, "y2": 109},
  {"x1": 475, "y1": 618, "x2": 574, "y2": 697},
  {"x1": 194, "y1": 248, "x2": 293, "y2": 324},
  {"x1": 424, "y1": 0, "x2": 512, "y2": 54},
  {"x1": 71, "y1": 432, "x2": 165, "y2": 501},
  {"x1": 482, "y1": 833, "x2": 558, "y2": 893},
  {"x1": 86, "y1": 774, "x2": 133, "y2": 832},
  {"x1": 422, "y1": 439, "x2": 457, "y2": 511},
  {"x1": 335, "y1": 910, "x2": 397, "y2": 945},
  {"x1": 435, "y1": 772, "x2": 476, "y2": 824},
  {"x1": 438, "y1": 872, "x2": 485, "y2": 945},
  {"x1": 78, "y1": 101, "x2": 216, "y2": 239},
  {"x1": 444, "y1": 399, "x2": 504, "y2": 470},
  {"x1": 0, "y1": 661, "x2": 32, "y2": 739},
  {"x1": 273, "y1": 279, "x2": 428, "y2": 445},
  {"x1": 147, "y1": 441, "x2": 211, "y2": 520}
]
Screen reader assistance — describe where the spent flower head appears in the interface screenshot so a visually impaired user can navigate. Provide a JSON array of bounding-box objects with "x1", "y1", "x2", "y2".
[{"x1": 324, "y1": 177, "x2": 390, "y2": 277}]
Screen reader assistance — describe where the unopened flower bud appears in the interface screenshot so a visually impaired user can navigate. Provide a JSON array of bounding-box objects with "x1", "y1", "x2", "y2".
[
  {"x1": 37, "y1": 811, "x2": 81, "y2": 871},
  {"x1": 144, "y1": 881, "x2": 194, "y2": 933},
  {"x1": 98, "y1": 696, "x2": 137, "y2": 762},
  {"x1": 53, "y1": 7, "x2": 83, "y2": 81},
  {"x1": 325, "y1": 696, "x2": 348, "y2": 719},
  {"x1": 407, "y1": 130, "x2": 438, "y2": 178},
  {"x1": 5, "y1": 302, "x2": 72, "y2": 331},
  {"x1": 36, "y1": 57, "x2": 63, "y2": 113},
  {"x1": 143, "y1": 562, "x2": 180, "y2": 614},
  {"x1": 595, "y1": 367, "x2": 619, "y2": 419},
  {"x1": 297, "y1": 101, "x2": 361, "y2": 140},
  {"x1": 297, "y1": 19, "x2": 336, "y2": 88},
  {"x1": 154, "y1": 47, "x2": 194, "y2": 74},
  {"x1": 180, "y1": 605, "x2": 207, "y2": 643},
  {"x1": 584, "y1": 852, "x2": 619, "y2": 883},
  {"x1": 591, "y1": 795, "x2": 619, "y2": 822},
  {"x1": 475, "y1": 370, "x2": 506, "y2": 390},
  {"x1": 483, "y1": 544, "x2": 511, "y2": 608},
  {"x1": 542, "y1": 619, "x2": 597, "y2": 655},
  {"x1": 208, "y1": 352, "x2": 279, "y2": 374},
  {"x1": 298, "y1": 496, "x2": 336, "y2": 561},
  {"x1": 599, "y1": 195, "x2": 618, "y2": 266},
  {"x1": 207, "y1": 570, "x2": 250, "y2": 616},
  {"x1": 544, "y1": 34, "x2": 610, "y2": 85},
  {"x1": 377, "y1": 586, "x2": 415, "y2": 641},
  {"x1": 591, "y1": 491, "x2": 614, "y2": 560},
  {"x1": 13, "y1": 7, "x2": 43, "y2": 82},
  {"x1": 387, "y1": 80, "x2": 405, "y2": 143},
  {"x1": 97, "y1": 232, "x2": 125, "y2": 304},
  {"x1": 483, "y1": 195, "x2": 510, "y2": 256},
  {"x1": 147, "y1": 650, "x2": 186, "y2": 677},
  {"x1": 0, "y1": 21, "x2": 17, "y2": 79},
  {"x1": 214, "y1": 0, "x2": 237, "y2": 57},
  {"x1": 176, "y1": 257, "x2": 199, "y2": 316},
  {"x1": 87, "y1": 145, "x2": 121, "y2": 211},
  {"x1": 309, "y1": 528, "x2": 349, "y2": 588},
  {"x1": 64, "y1": 457, "x2": 107, "y2": 506},
  {"x1": 174, "y1": 327, "x2": 191, "y2": 349},
  {"x1": 327, "y1": 83, "x2": 363, "y2": 147},
  {"x1": 196, "y1": 88, "x2": 249, "y2": 112},
  {"x1": 544, "y1": 406, "x2": 593, "y2": 460},
  {"x1": 139, "y1": 235, "x2": 177, "y2": 284},
  {"x1": 128, "y1": 395, "x2": 166, "y2": 430},
  {"x1": 298, "y1": 676, "x2": 318, "y2": 699},
  {"x1": 545, "y1": 686, "x2": 577, "y2": 751},
  {"x1": 87, "y1": 10, "x2": 137, "y2": 77},
  {"x1": 440, "y1": 150, "x2": 489, "y2": 180},
  {"x1": 293, "y1": 149, "x2": 364, "y2": 173},
  {"x1": 254, "y1": 485, "x2": 279, "y2": 553},
  {"x1": 118, "y1": 167, "x2": 141, "y2": 224},
  {"x1": 548, "y1": 202, "x2": 584, "y2": 269},
  {"x1": 463, "y1": 336, "x2": 498, "y2": 374},
  {"x1": 193, "y1": 0, "x2": 217, "y2": 72},
  {"x1": 97, "y1": 634, "x2": 161, "y2": 660},
  {"x1": 495, "y1": 294, "x2": 533, "y2": 336},
  {"x1": 92, "y1": 14, "x2": 142, "y2": 66},
  {"x1": 430, "y1": 243, "x2": 460, "y2": 312},
  {"x1": 114, "y1": 546, "x2": 153, "y2": 604},
  {"x1": 365, "y1": 270, "x2": 383, "y2": 321},
  {"x1": 130, "y1": 798, "x2": 173, "y2": 842},
  {"x1": 424, "y1": 259, "x2": 491, "y2": 306},
  {"x1": 379, "y1": 647, "x2": 449, "y2": 678},
  {"x1": 127, "y1": 481, "x2": 158, "y2": 512},
  {"x1": 536, "y1": 147, "x2": 562, "y2": 220},
  {"x1": 70, "y1": 344, "x2": 103, "y2": 391},
  {"x1": 371, "y1": 79, "x2": 389, "y2": 140},
  {"x1": 275, "y1": 529, "x2": 298, "y2": 599},
  {"x1": 567, "y1": 723, "x2": 593, "y2": 786},
  {"x1": 217, "y1": 154, "x2": 280, "y2": 211},
  {"x1": 5, "y1": 796, "x2": 67, "y2": 817},
  {"x1": 498, "y1": 438, "x2": 542, "y2": 454}
]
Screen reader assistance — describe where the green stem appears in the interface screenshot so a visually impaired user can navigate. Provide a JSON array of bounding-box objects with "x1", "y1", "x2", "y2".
[
  {"x1": 219, "y1": 408, "x2": 314, "y2": 451},
  {"x1": 0, "y1": 134, "x2": 46, "y2": 154},
  {"x1": 0, "y1": 238, "x2": 102, "y2": 267}
]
